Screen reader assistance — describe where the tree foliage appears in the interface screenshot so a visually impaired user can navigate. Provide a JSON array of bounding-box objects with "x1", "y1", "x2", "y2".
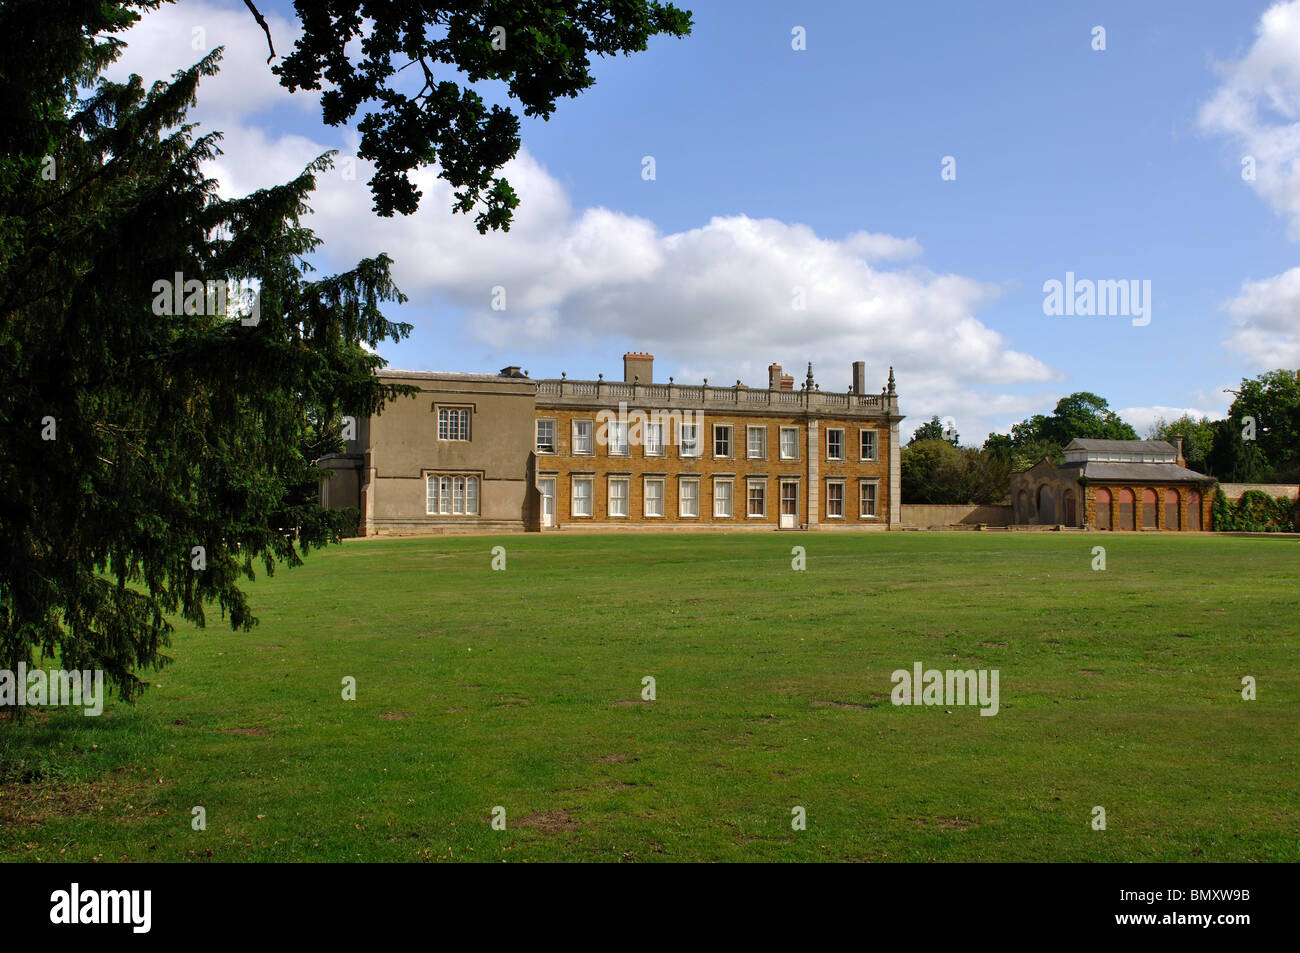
[
  {"x1": 984, "y1": 392, "x2": 1137, "y2": 473},
  {"x1": 269, "y1": 0, "x2": 694, "y2": 228},
  {"x1": 909, "y1": 415, "x2": 958, "y2": 445},
  {"x1": 0, "y1": 3, "x2": 412, "y2": 702},
  {"x1": 901, "y1": 440, "x2": 1009, "y2": 505}
]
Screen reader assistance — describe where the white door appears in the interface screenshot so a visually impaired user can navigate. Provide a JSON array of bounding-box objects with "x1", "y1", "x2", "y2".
[
  {"x1": 779, "y1": 480, "x2": 798, "y2": 529},
  {"x1": 538, "y1": 478, "x2": 556, "y2": 527}
]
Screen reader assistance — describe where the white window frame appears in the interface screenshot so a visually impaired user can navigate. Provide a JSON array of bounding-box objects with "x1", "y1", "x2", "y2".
[
  {"x1": 859, "y1": 428, "x2": 878, "y2": 462},
  {"x1": 571, "y1": 476, "x2": 593, "y2": 518},
  {"x1": 678, "y1": 477, "x2": 700, "y2": 518},
  {"x1": 437, "y1": 406, "x2": 471, "y2": 442},
  {"x1": 779, "y1": 426, "x2": 799, "y2": 461},
  {"x1": 747, "y1": 425, "x2": 767, "y2": 460},
  {"x1": 535, "y1": 418, "x2": 556, "y2": 454},
  {"x1": 714, "y1": 424, "x2": 733, "y2": 459},
  {"x1": 644, "y1": 421, "x2": 665, "y2": 458},
  {"x1": 609, "y1": 421, "x2": 629, "y2": 457},
  {"x1": 573, "y1": 419, "x2": 594, "y2": 456},
  {"x1": 643, "y1": 477, "x2": 665, "y2": 518},
  {"x1": 826, "y1": 427, "x2": 845, "y2": 461},
  {"x1": 826, "y1": 479, "x2": 846, "y2": 519},
  {"x1": 713, "y1": 477, "x2": 734, "y2": 518},
  {"x1": 426, "y1": 474, "x2": 479, "y2": 516},
  {"x1": 746, "y1": 478, "x2": 767, "y2": 518},
  {"x1": 608, "y1": 476, "x2": 629, "y2": 518},
  {"x1": 679, "y1": 422, "x2": 701, "y2": 458},
  {"x1": 859, "y1": 479, "x2": 879, "y2": 518}
]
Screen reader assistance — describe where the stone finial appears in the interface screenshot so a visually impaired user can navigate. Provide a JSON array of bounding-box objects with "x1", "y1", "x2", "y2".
[
  {"x1": 561, "y1": 371, "x2": 566, "y2": 379},
  {"x1": 887, "y1": 366, "x2": 896, "y2": 395},
  {"x1": 598, "y1": 372, "x2": 603, "y2": 380},
  {"x1": 805, "y1": 362, "x2": 815, "y2": 390}
]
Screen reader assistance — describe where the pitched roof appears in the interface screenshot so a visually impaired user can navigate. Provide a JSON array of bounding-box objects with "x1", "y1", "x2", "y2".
[
  {"x1": 1079, "y1": 461, "x2": 1213, "y2": 484},
  {"x1": 1065, "y1": 438, "x2": 1177, "y2": 453}
]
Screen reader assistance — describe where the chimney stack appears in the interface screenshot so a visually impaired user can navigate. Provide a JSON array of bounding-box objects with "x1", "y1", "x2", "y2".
[
  {"x1": 768, "y1": 363, "x2": 783, "y2": 390},
  {"x1": 1174, "y1": 436, "x2": 1186, "y2": 467},
  {"x1": 623, "y1": 351, "x2": 653, "y2": 384},
  {"x1": 851, "y1": 361, "x2": 866, "y2": 395}
]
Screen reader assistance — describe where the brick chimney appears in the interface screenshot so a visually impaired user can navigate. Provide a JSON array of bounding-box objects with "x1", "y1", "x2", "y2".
[
  {"x1": 851, "y1": 361, "x2": 866, "y2": 395},
  {"x1": 1174, "y1": 436, "x2": 1186, "y2": 467},
  {"x1": 779, "y1": 374, "x2": 794, "y2": 391},
  {"x1": 768, "y1": 363, "x2": 783, "y2": 390},
  {"x1": 623, "y1": 351, "x2": 653, "y2": 384}
]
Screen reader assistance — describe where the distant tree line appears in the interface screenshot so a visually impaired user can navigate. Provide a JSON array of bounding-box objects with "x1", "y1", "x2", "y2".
[{"x1": 902, "y1": 370, "x2": 1300, "y2": 506}]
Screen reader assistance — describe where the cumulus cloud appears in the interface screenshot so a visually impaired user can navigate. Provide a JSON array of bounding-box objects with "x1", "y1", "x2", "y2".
[
  {"x1": 1199, "y1": 0, "x2": 1300, "y2": 237},
  {"x1": 1222, "y1": 266, "x2": 1300, "y2": 367},
  {"x1": 104, "y1": 0, "x2": 1060, "y2": 447}
]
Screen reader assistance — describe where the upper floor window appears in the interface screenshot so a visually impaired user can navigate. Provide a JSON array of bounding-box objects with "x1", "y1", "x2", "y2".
[
  {"x1": 826, "y1": 428, "x2": 844, "y2": 461},
  {"x1": 779, "y1": 426, "x2": 799, "y2": 460},
  {"x1": 747, "y1": 425, "x2": 767, "y2": 460},
  {"x1": 438, "y1": 407, "x2": 471, "y2": 441},
  {"x1": 609, "y1": 422, "x2": 629, "y2": 456},
  {"x1": 573, "y1": 419, "x2": 593, "y2": 455},
  {"x1": 536, "y1": 419, "x2": 556, "y2": 453},
  {"x1": 680, "y1": 422, "x2": 701, "y2": 458},
  {"x1": 714, "y1": 424, "x2": 732, "y2": 458},
  {"x1": 645, "y1": 421, "x2": 664, "y2": 457},
  {"x1": 860, "y1": 429, "x2": 878, "y2": 461}
]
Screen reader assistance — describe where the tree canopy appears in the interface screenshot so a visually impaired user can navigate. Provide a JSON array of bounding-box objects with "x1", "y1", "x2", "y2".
[
  {"x1": 984, "y1": 392, "x2": 1137, "y2": 472},
  {"x1": 0, "y1": 3, "x2": 412, "y2": 701},
  {"x1": 268, "y1": 0, "x2": 693, "y2": 228}
]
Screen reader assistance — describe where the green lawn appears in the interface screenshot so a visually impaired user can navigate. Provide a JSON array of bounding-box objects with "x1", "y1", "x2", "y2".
[{"x1": 2, "y1": 532, "x2": 1297, "y2": 862}]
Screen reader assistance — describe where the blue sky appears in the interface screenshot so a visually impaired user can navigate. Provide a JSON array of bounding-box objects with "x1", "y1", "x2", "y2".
[{"x1": 107, "y1": 0, "x2": 1300, "y2": 441}]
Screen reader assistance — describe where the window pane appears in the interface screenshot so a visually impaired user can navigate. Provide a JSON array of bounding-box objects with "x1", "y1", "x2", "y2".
[
  {"x1": 861, "y1": 483, "x2": 877, "y2": 517},
  {"x1": 827, "y1": 482, "x2": 843, "y2": 516},
  {"x1": 536, "y1": 420, "x2": 555, "y2": 452},
  {"x1": 714, "y1": 480, "x2": 732, "y2": 517},
  {"x1": 612, "y1": 423, "x2": 628, "y2": 455},
  {"x1": 466, "y1": 477, "x2": 478, "y2": 515},
  {"x1": 681, "y1": 424, "x2": 699, "y2": 457},
  {"x1": 828, "y1": 430, "x2": 843, "y2": 459},
  {"x1": 715, "y1": 426, "x2": 731, "y2": 456},
  {"x1": 440, "y1": 477, "x2": 451, "y2": 515},
  {"x1": 680, "y1": 480, "x2": 698, "y2": 516},
  {"x1": 748, "y1": 427, "x2": 765, "y2": 458},
  {"x1": 610, "y1": 479, "x2": 628, "y2": 516},
  {"x1": 574, "y1": 420, "x2": 592, "y2": 454},
  {"x1": 748, "y1": 482, "x2": 765, "y2": 516},
  {"x1": 646, "y1": 423, "x2": 663, "y2": 455},
  {"x1": 426, "y1": 475, "x2": 437, "y2": 514},
  {"x1": 780, "y1": 428, "x2": 797, "y2": 459},
  {"x1": 645, "y1": 480, "x2": 664, "y2": 516},
  {"x1": 573, "y1": 478, "x2": 592, "y2": 516},
  {"x1": 861, "y1": 430, "x2": 877, "y2": 460}
]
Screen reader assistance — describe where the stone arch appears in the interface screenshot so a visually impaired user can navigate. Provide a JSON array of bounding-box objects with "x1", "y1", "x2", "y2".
[
  {"x1": 1035, "y1": 483, "x2": 1055, "y2": 524},
  {"x1": 1142, "y1": 487, "x2": 1158, "y2": 529},
  {"x1": 1117, "y1": 487, "x2": 1136, "y2": 530},
  {"x1": 1016, "y1": 488, "x2": 1031, "y2": 524},
  {"x1": 1094, "y1": 487, "x2": 1112, "y2": 530},
  {"x1": 1187, "y1": 489, "x2": 1202, "y2": 530},
  {"x1": 1164, "y1": 487, "x2": 1180, "y2": 530}
]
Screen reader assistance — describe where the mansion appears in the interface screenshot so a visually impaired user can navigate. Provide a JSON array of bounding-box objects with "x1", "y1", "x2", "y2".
[{"x1": 319, "y1": 352, "x2": 904, "y2": 535}]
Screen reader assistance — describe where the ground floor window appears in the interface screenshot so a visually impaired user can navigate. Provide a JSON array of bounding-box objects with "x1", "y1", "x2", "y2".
[
  {"x1": 571, "y1": 477, "x2": 593, "y2": 517},
  {"x1": 679, "y1": 478, "x2": 700, "y2": 517},
  {"x1": 747, "y1": 479, "x2": 766, "y2": 517},
  {"x1": 714, "y1": 478, "x2": 734, "y2": 518},
  {"x1": 860, "y1": 480, "x2": 878, "y2": 518},
  {"x1": 826, "y1": 480, "x2": 844, "y2": 518},
  {"x1": 608, "y1": 477, "x2": 629, "y2": 517},
  {"x1": 426, "y1": 474, "x2": 479, "y2": 516},
  {"x1": 644, "y1": 478, "x2": 665, "y2": 517}
]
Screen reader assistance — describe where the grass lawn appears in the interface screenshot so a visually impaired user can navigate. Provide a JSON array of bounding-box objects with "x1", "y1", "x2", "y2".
[{"x1": 1, "y1": 531, "x2": 1297, "y2": 862}]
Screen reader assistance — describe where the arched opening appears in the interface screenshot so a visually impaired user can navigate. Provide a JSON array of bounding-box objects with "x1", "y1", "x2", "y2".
[
  {"x1": 1187, "y1": 490, "x2": 1202, "y2": 530},
  {"x1": 1094, "y1": 487, "x2": 1111, "y2": 529},
  {"x1": 1164, "y1": 488, "x2": 1180, "y2": 530},
  {"x1": 1036, "y1": 484, "x2": 1054, "y2": 524},
  {"x1": 1118, "y1": 487, "x2": 1135, "y2": 530},
  {"x1": 1142, "y1": 488, "x2": 1158, "y2": 529},
  {"x1": 1016, "y1": 489, "x2": 1030, "y2": 524}
]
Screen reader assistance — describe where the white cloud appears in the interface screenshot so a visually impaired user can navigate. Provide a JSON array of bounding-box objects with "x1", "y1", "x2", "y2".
[
  {"x1": 1117, "y1": 405, "x2": 1228, "y2": 436},
  {"x1": 1222, "y1": 266, "x2": 1300, "y2": 367},
  {"x1": 107, "y1": 0, "x2": 1062, "y2": 448},
  {"x1": 1199, "y1": 0, "x2": 1300, "y2": 237},
  {"x1": 104, "y1": 0, "x2": 308, "y2": 123}
]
